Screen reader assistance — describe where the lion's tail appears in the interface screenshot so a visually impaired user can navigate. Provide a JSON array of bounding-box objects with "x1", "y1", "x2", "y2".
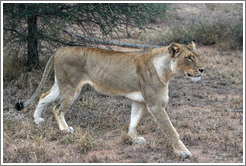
[{"x1": 15, "y1": 55, "x2": 54, "y2": 111}]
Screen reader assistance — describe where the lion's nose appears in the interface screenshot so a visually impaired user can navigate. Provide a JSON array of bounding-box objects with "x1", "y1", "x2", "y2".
[{"x1": 199, "y1": 68, "x2": 204, "y2": 73}]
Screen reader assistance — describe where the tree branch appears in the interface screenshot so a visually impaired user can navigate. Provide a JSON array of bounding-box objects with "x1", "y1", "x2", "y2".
[
  {"x1": 3, "y1": 27, "x2": 27, "y2": 39},
  {"x1": 63, "y1": 29, "x2": 161, "y2": 49},
  {"x1": 38, "y1": 31, "x2": 81, "y2": 46}
]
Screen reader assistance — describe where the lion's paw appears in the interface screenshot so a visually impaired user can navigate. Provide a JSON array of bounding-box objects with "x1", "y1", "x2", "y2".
[
  {"x1": 133, "y1": 137, "x2": 146, "y2": 144},
  {"x1": 64, "y1": 126, "x2": 74, "y2": 134},
  {"x1": 172, "y1": 140, "x2": 192, "y2": 158},
  {"x1": 175, "y1": 150, "x2": 192, "y2": 158},
  {"x1": 34, "y1": 117, "x2": 45, "y2": 125}
]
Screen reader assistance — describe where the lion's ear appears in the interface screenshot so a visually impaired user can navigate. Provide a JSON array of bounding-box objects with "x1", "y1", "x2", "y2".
[
  {"x1": 168, "y1": 42, "x2": 181, "y2": 58},
  {"x1": 189, "y1": 41, "x2": 196, "y2": 50}
]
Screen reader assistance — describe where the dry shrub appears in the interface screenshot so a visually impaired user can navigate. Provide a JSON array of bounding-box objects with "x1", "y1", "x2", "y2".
[
  {"x1": 149, "y1": 4, "x2": 243, "y2": 50},
  {"x1": 3, "y1": 57, "x2": 28, "y2": 87}
]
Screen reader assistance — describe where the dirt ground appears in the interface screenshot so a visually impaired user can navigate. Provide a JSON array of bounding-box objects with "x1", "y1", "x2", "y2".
[{"x1": 2, "y1": 44, "x2": 244, "y2": 163}]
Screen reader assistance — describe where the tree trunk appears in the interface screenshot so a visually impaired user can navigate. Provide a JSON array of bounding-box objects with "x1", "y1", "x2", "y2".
[{"x1": 27, "y1": 15, "x2": 40, "y2": 71}]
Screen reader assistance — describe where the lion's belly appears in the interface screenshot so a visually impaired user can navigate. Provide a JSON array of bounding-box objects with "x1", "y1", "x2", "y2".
[
  {"x1": 87, "y1": 80, "x2": 143, "y2": 100},
  {"x1": 83, "y1": 78, "x2": 143, "y2": 102}
]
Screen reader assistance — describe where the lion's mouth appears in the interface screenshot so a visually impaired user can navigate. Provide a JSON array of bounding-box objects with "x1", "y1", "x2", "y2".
[
  {"x1": 185, "y1": 72, "x2": 202, "y2": 82},
  {"x1": 185, "y1": 73, "x2": 202, "y2": 82},
  {"x1": 186, "y1": 73, "x2": 201, "y2": 78}
]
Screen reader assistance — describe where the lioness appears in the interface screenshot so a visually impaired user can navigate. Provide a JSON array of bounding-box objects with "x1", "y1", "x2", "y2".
[{"x1": 15, "y1": 42, "x2": 204, "y2": 158}]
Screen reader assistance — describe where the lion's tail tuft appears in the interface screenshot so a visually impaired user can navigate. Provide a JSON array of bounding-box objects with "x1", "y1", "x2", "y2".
[{"x1": 15, "y1": 101, "x2": 25, "y2": 111}]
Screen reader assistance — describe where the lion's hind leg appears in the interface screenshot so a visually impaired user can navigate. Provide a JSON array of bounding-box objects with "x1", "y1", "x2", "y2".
[
  {"x1": 34, "y1": 81, "x2": 60, "y2": 125},
  {"x1": 53, "y1": 103, "x2": 75, "y2": 133},
  {"x1": 128, "y1": 101, "x2": 146, "y2": 144},
  {"x1": 53, "y1": 81, "x2": 86, "y2": 133}
]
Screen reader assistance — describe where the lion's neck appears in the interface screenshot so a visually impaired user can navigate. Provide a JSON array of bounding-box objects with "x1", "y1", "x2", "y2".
[{"x1": 153, "y1": 53, "x2": 177, "y2": 83}]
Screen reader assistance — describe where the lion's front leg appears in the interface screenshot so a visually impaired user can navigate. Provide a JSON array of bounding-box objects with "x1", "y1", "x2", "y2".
[
  {"x1": 128, "y1": 101, "x2": 146, "y2": 144},
  {"x1": 147, "y1": 105, "x2": 192, "y2": 158},
  {"x1": 136, "y1": 62, "x2": 192, "y2": 158}
]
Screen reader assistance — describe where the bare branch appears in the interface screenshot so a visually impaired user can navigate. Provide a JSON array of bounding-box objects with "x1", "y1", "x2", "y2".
[{"x1": 63, "y1": 29, "x2": 161, "y2": 49}]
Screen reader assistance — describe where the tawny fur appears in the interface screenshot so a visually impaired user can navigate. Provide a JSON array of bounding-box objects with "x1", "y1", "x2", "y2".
[{"x1": 16, "y1": 42, "x2": 203, "y2": 158}]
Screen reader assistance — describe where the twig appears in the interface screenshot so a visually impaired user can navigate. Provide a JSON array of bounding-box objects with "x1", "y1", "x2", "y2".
[
  {"x1": 38, "y1": 32, "x2": 81, "y2": 46},
  {"x1": 229, "y1": 109, "x2": 243, "y2": 113}
]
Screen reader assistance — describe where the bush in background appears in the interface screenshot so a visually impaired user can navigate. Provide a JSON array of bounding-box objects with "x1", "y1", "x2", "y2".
[{"x1": 149, "y1": 3, "x2": 243, "y2": 50}]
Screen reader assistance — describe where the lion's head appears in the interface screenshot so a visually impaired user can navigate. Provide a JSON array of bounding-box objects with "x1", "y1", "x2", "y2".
[{"x1": 168, "y1": 42, "x2": 204, "y2": 82}]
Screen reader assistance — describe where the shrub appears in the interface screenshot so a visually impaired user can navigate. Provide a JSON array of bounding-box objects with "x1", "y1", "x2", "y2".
[{"x1": 150, "y1": 4, "x2": 243, "y2": 50}]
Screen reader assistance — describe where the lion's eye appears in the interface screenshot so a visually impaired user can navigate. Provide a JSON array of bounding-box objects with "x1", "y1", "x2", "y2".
[{"x1": 186, "y1": 56, "x2": 193, "y2": 61}]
